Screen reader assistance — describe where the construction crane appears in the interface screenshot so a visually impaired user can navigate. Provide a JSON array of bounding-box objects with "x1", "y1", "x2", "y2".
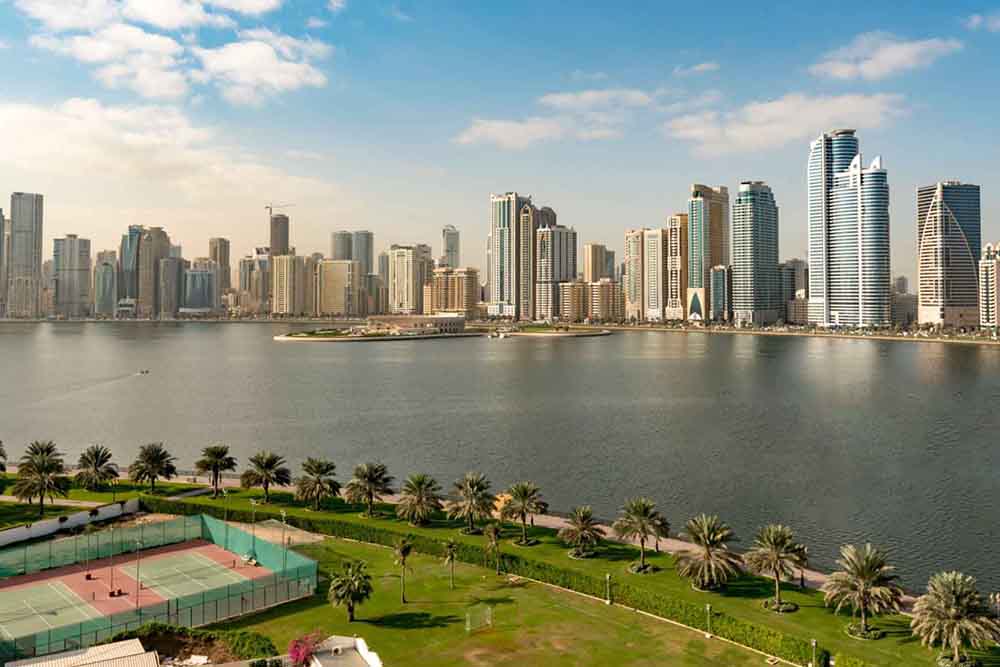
[{"x1": 265, "y1": 202, "x2": 295, "y2": 218}]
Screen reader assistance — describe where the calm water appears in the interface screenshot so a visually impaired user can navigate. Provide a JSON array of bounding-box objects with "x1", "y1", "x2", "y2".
[{"x1": 0, "y1": 322, "x2": 997, "y2": 590}]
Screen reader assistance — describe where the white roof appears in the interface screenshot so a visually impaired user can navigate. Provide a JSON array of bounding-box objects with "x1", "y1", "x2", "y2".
[{"x1": 7, "y1": 640, "x2": 153, "y2": 667}]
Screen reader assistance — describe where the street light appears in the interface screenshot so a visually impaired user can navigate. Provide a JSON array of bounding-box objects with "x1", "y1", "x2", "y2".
[
  {"x1": 280, "y1": 510, "x2": 288, "y2": 576},
  {"x1": 109, "y1": 523, "x2": 116, "y2": 592},
  {"x1": 604, "y1": 573, "x2": 611, "y2": 605},
  {"x1": 705, "y1": 603, "x2": 712, "y2": 638},
  {"x1": 249, "y1": 499, "x2": 259, "y2": 559},
  {"x1": 811, "y1": 638, "x2": 817, "y2": 667},
  {"x1": 222, "y1": 488, "x2": 230, "y2": 551},
  {"x1": 134, "y1": 540, "x2": 144, "y2": 610}
]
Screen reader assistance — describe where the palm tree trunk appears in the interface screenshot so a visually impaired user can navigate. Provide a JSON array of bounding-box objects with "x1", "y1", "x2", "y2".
[
  {"x1": 953, "y1": 642, "x2": 960, "y2": 664},
  {"x1": 521, "y1": 518, "x2": 527, "y2": 544},
  {"x1": 468, "y1": 515, "x2": 474, "y2": 533},
  {"x1": 400, "y1": 567, "x2": 406, "y2": 604},
  {"x1": 774, "y1": 570, "x2": 781, "y2": 606},
  {"x1": 450, "y1": 562, "x2": 454, "y2": 590},
  {"x1": 495, "y1": 551, "x2": 500, "y2": 575},
  {"x1": 38, "y1": 494, "x2": 45, "y2": 518},
  {"x1": 347, "y1": 602, "x2": 354, "y2": 622},
  {"x1": 151, "y1": 477, "x2": 156, "y2": 492},
  {"x1": 639, "y1": 537, "x2": 646, "y2": 570},
  {"x1": 860, "y1": 605, "x2": 867, "y2": 633},
  {"x1": 263, "y1": 481, "x2": 269, "y2": 502}
]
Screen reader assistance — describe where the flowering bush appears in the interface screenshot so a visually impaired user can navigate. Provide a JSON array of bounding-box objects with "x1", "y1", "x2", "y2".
[{"x1": 287, "y1": 632, "x2": 323, "y2": 667}]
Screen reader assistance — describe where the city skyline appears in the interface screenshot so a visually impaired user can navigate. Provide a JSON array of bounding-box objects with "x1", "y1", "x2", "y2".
[{"x1": 1, "y1": 3, "x2": 998, "y2": 279}]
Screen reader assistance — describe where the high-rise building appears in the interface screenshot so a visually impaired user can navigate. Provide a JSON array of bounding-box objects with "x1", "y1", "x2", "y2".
[
  {"x1": 331, "y1": 231, "x2": 353, "y2": 261},
  {"x1": 980, "y1": 243, "x2": 1000, "y2": 327},
  {"x1": 190, "y1": 258, "x2": 222, "y2": 311},
  {"x1": 894, "y1": 275, "x2": 909, "y2": 295},
  {"x1": 665, "y1": 215, "x2": 688, "y2": 320},
  {"x1": 388, "y1": 244, "x2": 433, "y2": 314},
  {"x1": 687, "y1": 184, "x2": 729, "y2": 321},
  {"x1": 535, "y1": 223, "x2": 577, "y2": 320},
  {"x1": 642, "y1": 229, "x2": 667, "y2": 322},
  {"x1": 441, "y1": 225, "x2": 460, "y2": 268},
  {"x1": 169, "y1": 245, "x2": 183, "y2": 259},
  {"x1": 41, "y1": 259, "x2": 55, "y2": 317},
  {"x1": 604, "y1": 251, "x2": 616, "y2": 283},
  {"x1": 917, "y1": 181, "x2": 981, "y2": 328},
  {"x1": 558, "y1": 281, "x2": 589, "y2": 322},
  {"x1": 624, "y1": 229, "x2": 644, "y2": 321},
  {"x1": 516, "y1": 204, "x2": 557, "y2": 320},
  {"x1": 807, "y1": 129, "x2": 891, "y2": 327},
  {"x1": 7, "y1": 193, "x2": 44, "y2": 318},
  {"x1": 270, "y1": 214, "x2": 290, "y2": 257},
  {"x1": 732, "y1": 181, "x2": 780, "y2": 326},
  {"x1": 183, "y1": 264, "x2": 218, "y2": 314},
  {"x1": 583, "y1": 244, "x2": 609, "y2": 283},
  {"x1": 136, "y1": 227, "x2": 171, "y2": 318},
  {"x1": 377, "y1": 251, "x2": 390, "y2": 284},
  {"x1": 209, "y1": 238, "x2": 231, "y2": 291},
  {"x1": 779, "y1": 258, "x2": 809, "y2": 323},
  {"x1": 351, "y1": 231, "x2": 374, "y2": 276},
  {"x1": 315, "y1": 259, "x2": 360, "y2": 316},
  {"x1": 118, "y1": 225, "x2": 143, "y2": 315},
  {"x1": 487, "y1": 192, "x2": 531, "y2": 318},
  {"x1": 588, "y1": 278, "x2": 623, "y2": 322},
  {"x1": 0, "y1": 207, "x2": 6, "y2": 312},
  {"x1": 271, "y1": 254, "x2": 306, "y2": 315},
  {"x1": 53, "y1": 234, "x2": 91, "y2": 318},
  {"x1": 158, "y1": 256, "x2": 186, "y2": 318},
  {"x1": 710, "y1": 265, "x2": 732, "y2": 321},
  {"x1": 426, "y1": 266, "x2": 479, "y2": 318},
  {"x1": 93, "y1": 258, "x2": 117, "y2": 317}
]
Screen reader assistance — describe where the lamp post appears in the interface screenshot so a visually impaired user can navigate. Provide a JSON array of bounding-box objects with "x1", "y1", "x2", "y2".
[
  {"x1": 705, "y1": 603, "x2": 712, "y2": 638},
  {"x1": 109, "y1": 523, "x2": 115, "y2": 592},
  {"x1": 135, "y1": 540, "x2": 144, "y2": 610},
  {"x1": 249, "y1": 499, "x2": 259, "y2": 559},
  {"x1": 604, "y1": 573, "x2": 611, "y2": 605},
  {"x1": 222, "y1": 488, "x2": 230, "y2": 552},
  {"x1": 280, "y1": 510, "x2": 288, "y2": 576},
  {"x1": 811, "y1": 638, "x2": 817, "y2": 667}
]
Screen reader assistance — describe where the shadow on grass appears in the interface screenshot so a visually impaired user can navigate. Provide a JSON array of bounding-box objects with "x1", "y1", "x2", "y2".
[
  {"x1": 364, "y1": 611, "x2": 461, "y2": 630},
  {"x1": 718, "y1": 576, "x2": 772, "y2": 600},
  {"x1": 467, "y1": 595, "x2": 515, "y2": 607},
  {"x1": 595, "y1": 542, "x2": 642, "y2": 563}
]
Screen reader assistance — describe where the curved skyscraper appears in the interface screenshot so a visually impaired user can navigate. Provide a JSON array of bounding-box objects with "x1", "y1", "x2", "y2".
[{"x1": 807, "y1": 130, "x2": 891, "y2": 327}]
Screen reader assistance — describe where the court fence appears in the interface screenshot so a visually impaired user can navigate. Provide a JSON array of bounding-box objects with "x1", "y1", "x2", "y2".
[{"x1": 0, "y1": 515, "x2": 317, "y2": 663}]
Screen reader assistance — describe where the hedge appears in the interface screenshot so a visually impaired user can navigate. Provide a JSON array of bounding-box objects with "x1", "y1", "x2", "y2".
[
  {"x1": 108, "y1": 622, "x2": 277, "y2": 660},
  {"x1": 141, "y1": 495, "x2": 832, "y2": 667},
  {"x1": 832, "y1": 655, "x2": 877, "y2": 667}
]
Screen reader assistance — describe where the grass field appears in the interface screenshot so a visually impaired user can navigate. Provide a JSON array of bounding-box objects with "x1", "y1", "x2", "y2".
[
  {"x1": 171, "y1": 488, "x2": 1000, "y2": 667},
  {"x1": 0, "y1": 501, "x2": 75, "y2": 529},
  {"x1": 218, "y1": 538, "x2": 770, "y2": 667},
  {"x1": 0, "y1": 475, "x2": 203, "y2": 504}
]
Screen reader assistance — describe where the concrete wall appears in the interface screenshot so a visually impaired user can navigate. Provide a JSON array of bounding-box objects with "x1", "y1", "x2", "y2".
[{"x1": 0, "y1": 498, "x2": 140, "y2": 549}]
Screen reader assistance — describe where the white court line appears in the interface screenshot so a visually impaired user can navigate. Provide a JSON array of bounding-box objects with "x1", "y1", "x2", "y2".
[
  {"x1": 170, "y1": 565, "x2": 209, "y2": 591},
  {"x1": 46, "y1": 582, "x2": 101, "y2": 621},
  {"x1": 130, "y1": 564, "x2": 181, "y2": 600},
  {"x1": 23, "y1": 600, "x2": 54, "y2": 630},
  {"x1": 0, "y1": 620, "x2": 14, "y2": 640},
  {"x1": 189, "y1": 552, "x2": 245, "y2": 585}
]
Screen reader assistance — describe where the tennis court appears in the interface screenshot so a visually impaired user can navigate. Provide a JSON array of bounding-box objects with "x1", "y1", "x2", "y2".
[
  {"x1": 0, "y1": 581, "x2": 100, "y2": 641},
  {"x1": 116, "y1": 550, "x2": 251, "y2": 600}
]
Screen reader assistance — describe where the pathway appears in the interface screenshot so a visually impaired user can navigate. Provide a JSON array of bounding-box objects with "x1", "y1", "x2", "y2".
[{"x1": 0, "y1": 494, "x2": 101, "y2": 508}]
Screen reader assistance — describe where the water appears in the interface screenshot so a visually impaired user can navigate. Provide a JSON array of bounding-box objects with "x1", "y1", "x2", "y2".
[{"x1": 0, "y1": 322, "x2": 997, "y2": 590}]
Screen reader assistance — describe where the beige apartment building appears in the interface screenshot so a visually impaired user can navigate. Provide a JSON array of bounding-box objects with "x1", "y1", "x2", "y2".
[
  {"x1": 271, "y1": 254, "x2": 307, "y2": 316},
  {"x1": 624, "y1": 229, "x2": 644, "y2": 321},
  {"x1": 589, "y1": 278, "x2": 623, "y2": 321},
  {"x1": 315, "y1": 259, "x2": 360, "y2": 316},
  {"x1": 136, "y1": 226, "x2": 170, "y2": 318},
  {"x1": 583, "y1": 243, "x2": 608, "y2": 283},
  {"x1": 425, "y1": 266, "x2": 479, "y2": 318},
  {"x1": 665, "y1": 214, "x2": 688, "y2": 320}
]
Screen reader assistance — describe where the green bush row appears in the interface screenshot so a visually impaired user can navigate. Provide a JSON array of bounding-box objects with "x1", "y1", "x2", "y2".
[
  {"x1": 141, "y1": 496, "x2": 832, "y2": 666},
  {"x1": 831, "y1": 654, "x2": 877, "y2": 667},
  {"x1": 108, "y1": 621, "x2": 277, "y2": 659}
]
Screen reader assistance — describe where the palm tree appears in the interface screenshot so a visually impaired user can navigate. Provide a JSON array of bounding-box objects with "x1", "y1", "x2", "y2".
[
  {"x1": 0, "y1": 440, "x2": 6, "y2": 472},
  {"x1": 484, "y1": 523, "x2": 502, "y2": 575},
  {"x1": 394, "y1": 536, "x2": 414, "y2": 604},
  {"x1": 558, "y1": 505, "x2": 606, "y2": 557},
  {"x1": 911, "y1": 571, "x2": 1000, "y2": 664},
  {"x1": 446, "y1": 472, "x2": 495, "y2": 534},
  {"x1": 328, "y1": 560, "x2": 374, "y2": 622},
  {"x1": 195, "y1": 444, "x2": 237, "y2": 498},
  {"x1": 744, "y1": 524, "x2": 807, "y2": 610},
  {"x1": 13, "y1": 441, "x2": 70, "y2": 516},
  {"x1": 821, "y1": 543, "x2": 903, "y2": 636},
  {"x1": 128, "y1": 442, "x2": 177, "y2": 492},
  {"x1": 443, "y1": 538, "x2": 459, "y2": 590},
  {"x1": 74, "y1": 444, "x2": 118, "y2": 491},
  {"x1": 676, "y1": 514, "x2": 742, "y2": 590},
  {"x1": 652, "y1": 513, "x2": 671, "y2": 553},
  {"x1": 295, "y1": 458, "x2": 341, "y2": 510},
  {"x1": 612, "y1": 497, "x2": 667, "y2": 573},
  {"x1": 501, "y1": 481, "x2": 547, "y2": 545},
  {"x1": 395, "y1": 473, "x2": 443, "y2": 525},
  {"x1": 344, "y1": 462, "x2": 395, "y2": 518},
  {"x1": 240, "y1": 451, "x2": 292, "y2": 502}
]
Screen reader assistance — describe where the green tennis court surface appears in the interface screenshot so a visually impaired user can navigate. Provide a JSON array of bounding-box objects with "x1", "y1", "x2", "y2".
[
  {"x1": 117, "y1": 552, "x2": 250, "y2": 599},
  {"x1": 0, "y1": 581, "x2": 100, "y2": 641}
]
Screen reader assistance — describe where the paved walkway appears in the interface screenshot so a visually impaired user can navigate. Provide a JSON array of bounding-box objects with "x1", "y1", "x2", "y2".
[{"x1": 0, "y1": 494, "x2": 101, "y2": 508}]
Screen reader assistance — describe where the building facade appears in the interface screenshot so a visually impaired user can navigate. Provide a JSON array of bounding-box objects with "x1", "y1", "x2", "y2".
[
  {"x1": 624, "y1": 229, "x2": 644, "y2": 321},
  {"x1": 583, "y1": 244, "x2": 609, "y2": 283},
  {"x1": 487, "y1": 192, "x2": 531, "y2": 318},
  {"x1": 980, "y1": 243, "x2": 1000, "y2": 327},
  {"x1": 270, "y1": 214, "x2": 290, "y2": 257},
  {"x1": 388, "y1": 244, "x2": 433, "y2": 314},
  {"x1": 686, "y1": 184, "x2": 729, "y2": 321},
  {"x1": 916, "y1": 181, "x2": 981, "y2": 328},
  {"x1": 93, "y1": 259, "x2": 117, "y2": 317},
  {"x1": 159, "y1": 256, "x2": 186, "y2": 318},
  {"x1": 732, "y1": 181, "x2": 780, "y2": 326},
  {"x1": 534, "y1": 223, "x2": 577, "y2": 320},
  {"x1": 316, "y1": 259, "x2": 360, "y2": 316},
  {"x1": 710, "y1": 265, "x2": 732, "y2": 321},
  {"x1": 441, "y1": 225, "x2": 460, "y2": 268},
  {"x1": 117, "y1": 225, "x2": 143, "y2": 316},
  {"x1": 807, "y1": 129, "x2": 891, "y2": 327},
  {"x1": 558, "y1": 281, "x2": 588, "y2": 322},
  {"x1": 642, "y1": 229, "x2": 666, "y2": 322},
  {"x1": 52, "y1": 234, "x2": 91, "y2": 318},
  {"x1": 665, "y1": 214, "x2": 688, "y2": 320},
  {"x1": 136, "y1": 227, "x2": 171, "y2": 319},
  {"x1": 209, "y1": 237, "x2": 231, "y2": 291},
  {"x1": 7, "y1": 192, "x2": 44, "y2": 318},
  {"x1": 426, "y1": 266, "x2": 479, "y2": 318},
  {"x1": 779, "y1": 259, "x2": 809, "y2": 323},
  {"x1": 588, "y1": 278, "x2": 624, "y2": 321},
  {"x1": 270, "y1": 254, "x2": 306, "y2": 316}
]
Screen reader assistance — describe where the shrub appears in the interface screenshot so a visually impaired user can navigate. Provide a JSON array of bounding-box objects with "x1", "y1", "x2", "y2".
[
  {"x1": 288, "y1": 632, "x2": 322, "y2": 667},
  {"x1": 108, "y1": 622, "x2": 277, "y2": 660}
]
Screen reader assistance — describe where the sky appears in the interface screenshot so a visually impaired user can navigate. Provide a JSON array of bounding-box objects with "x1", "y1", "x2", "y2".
[{"x1": 1, "y1": 1, "x2": 999, "y2": 282}]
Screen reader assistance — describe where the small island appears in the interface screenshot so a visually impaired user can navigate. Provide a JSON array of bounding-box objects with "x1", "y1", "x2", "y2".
[
  {"x1": 274, "y1": 315, "x2": 483, "y2": 342},
  {"x1": 502, "y1": 325, "x2": 612, "y2": 338}
]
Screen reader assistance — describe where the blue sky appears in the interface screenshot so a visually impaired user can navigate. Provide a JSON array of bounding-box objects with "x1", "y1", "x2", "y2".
[{"x1": 1, "y1": 0, "x2": 998, "y2": 281}]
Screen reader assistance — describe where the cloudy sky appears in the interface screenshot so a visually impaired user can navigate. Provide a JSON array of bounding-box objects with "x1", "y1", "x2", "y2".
[{"x1": 1, "y1": 1, "x2": 998, "y2": 280}]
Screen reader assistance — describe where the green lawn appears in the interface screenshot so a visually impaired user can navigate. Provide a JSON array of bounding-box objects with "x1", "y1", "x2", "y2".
[
  {"x1": 218, "y1": 537, "x2": 768, "y2": 667},
  {"x1": 0, "y1": 474, "x2": 204, "y2": 504},
  {"x1": 171, "y1": 488, "x2": 1000, "y2": 667},
  {"x1": 0, "y1": 500, "x2": 75, "y2": 529}
]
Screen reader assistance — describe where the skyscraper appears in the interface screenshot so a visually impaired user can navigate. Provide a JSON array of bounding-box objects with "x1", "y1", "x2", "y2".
[
  {"x1": 917, "y1": 181, "x2": 981, "y2": 328},
  {"x1": 807, "y1": 129, "x2": 891, "y2": 327},
  {"x1": 487, "y1": 192, "x2": 531, "y2": 318},
  {"x1": 169, "y1": 245, "x2": 183, "y2": 259},
  {"x1": 710, "y1": 265, "x2": 733, "y2": 321},
  {"x1": 7, "y1": 193, "x2": 44, "y2": 318},
  {"x1": 93, "y1": 258, "x2": 117, "y2": 317},
  {"x1": 377, "y1": 251, "x2": 389, "y2": 284},
  {"x1": 159, "y1": 256, "x2": 186, "y2": 318},
  {"x1": 732, "y1": 181, "x2": 780, "y2": 326},
  {"x1": 270, "y1": 214, "x2": 290, "y2": 257},
  {"x1": 642, "y1": 229, "x2": 667, "y2": 321},
  {"x1": 604, "y1": 250, "x2": 616, "y2": 283},
  {"x1": 331, "y1": 231, "x2": 353, "y2": 261},
  {"x1": 665, "y1": 214, "x2": 688, "y2": 320},
  {"x1": 980, "y1": 243, "x2": 999, "y2": 328},
  {"x1": 517, "y1": 203, "x2": 540, "y2": 320},
  {"x1": 316, "y1": 259, "x2": 361, "y2": 316},
  {"x1": 624, "y1": 229, "x2": 644, "y2": 321},
  {"x1": 271, "y1": 254, "x2": 306, "y2": 315},
  {"x1": 136, "y1": 227, "x2": 171, "y2": 319},
  {"x1": 583, "y1": 243, "x2": 608, "y2": 283},
  {"x1": 209, "y1": 237, "x2": 231, "y2": 291},
  {"x1": 53, "y1": 234, "x2": 91, "y2": 318},
  {"x1": 191, "y1": 258, "x2": 222, "y2": 311},
  {"x1": 118, "y1": 225, "x2": 143, "y2": 315},
  {"x1": 441, "y1": 225, "x2": 460, "y2": 268},
  {"x1": 779, "y1": 258, "x2": 809, "y2": 323},
  {"x1": 351, "y1": 231, "x2": 374, "y2": 276},
  {"x1": 0, "y1": 207, "x2": 6, "y2": 312},
  {"x1": 686, "y1": 184, "x2": 729, "y2": 321},
  {"x1": 535, "y1": 223, "x2": 577, "y2": 320},
  {"x1": 388, "y1": 244, "x2": 433, "y2": 314}
]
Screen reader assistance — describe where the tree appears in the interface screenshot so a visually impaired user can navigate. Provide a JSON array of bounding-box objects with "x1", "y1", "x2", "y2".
[
  {"x1": 501, "y1": 481, "x2": 547, "y2": 545},
  {"x1": 128, "y1": 443, "x2": 177, "y2": 492},
  {"x1": 240, "y1": 451, "x2": 292, "y2": 502},
  {"x1": 394, "y1": 536, "x2": 414, "y2": 604},
  {"x1": 821, "y1": 543, "x2": 903, "y2": 636},
  {"x1": 195, "y1": 444, "x2": 237, "y2": 498},
  {"x1": 484, "y1": 523, "x2": 502, "y2": 575},
  {"x1": 558, "y1": 505, "x2": 606, "y2": 557},
  {"x1": 443, "y1": 538, "x2": 459, "y2": 590},
  {"x1": 744, "y1": 524, "x2": 807, "y2": 610},
  {"x1": 344, "y1": 462, "x2": 395, "y2": 518},
  {"x1": 14, "y1": 441, "x2": 70, "y2": 516},
  {"x1": 446, "y1": 472, "x2": 495, "y2": 534},
  {"x1": 295, "y1": 458, "x2": 340, "y2": 510},
  {"x1": 676, "y1": 514, "x2": 742, "y2": 590},
  {"x1": 74, "y1": 444, "x2": 118, "y2": 491},
  {"x1": 612, "y1": 497, "x2": 667, "y2": 573},
  {"x1": 911, "y1": 571, "x2": 1000, "y2": 663},
  {"x1": 328, "y1": 560, "x2": 374, "y2": 622},
  {"x1": 0, "y1": 440, "x2": 6, "y2": 472},
  {"x1": 396, "y1": 474, "x2": 443, "y2": 526}
]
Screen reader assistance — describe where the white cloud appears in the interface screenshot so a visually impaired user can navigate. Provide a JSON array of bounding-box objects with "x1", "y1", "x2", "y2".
[
  {"x1": 122, "y1": 0, "x2": 235, "y2": 30},
  {"x1": 454, "y1": 117, "x2": 568, "y2": 150},
  {"x1": 203, "y1": 0, "x2": 282, "y2": 14},
  {"x1": 0, "y1": 40, "x2": 9, "y2": 50},
  {"x1": 965, "y1": 13, "x2": 1000, "y2": 32},
  {"x1": 192, "y1": 38, "x2": 328, "y2": 105},
  {"x1": 810, "y1": 32, "x2": 962, "y2": 80},
  {"x1": 14, "y1": 0, "x2": 119, "y2": 32},
  {"x1": 307, "y1": 17, "x2": 328, "y2": 29},
  {"x1": 328, "y1": 0, "x2": 347, "y2": 12},
  {"x1": 32, "y1": 23, "x2": 188, "y2": 99},
  {"x1": 238, "y1": 28, "x2": 333, "y2": 60},
  {"x1": 658, "y1": 89, "x2": 723, "y2": 114},
  {"x1": 539, "y1": 88, "x2": 653, "y2": 111},
  {"x1": 673, "y1": 62, "x2": 720, "y2": 76},
  {"x1": 664, "y1": 92, "x2": 904, "y2": 156}
]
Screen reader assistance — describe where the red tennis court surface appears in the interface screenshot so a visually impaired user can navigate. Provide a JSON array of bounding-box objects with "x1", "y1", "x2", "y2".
[{"x1": 0, "y1": 540, "x2": 272, "y2": 620}]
